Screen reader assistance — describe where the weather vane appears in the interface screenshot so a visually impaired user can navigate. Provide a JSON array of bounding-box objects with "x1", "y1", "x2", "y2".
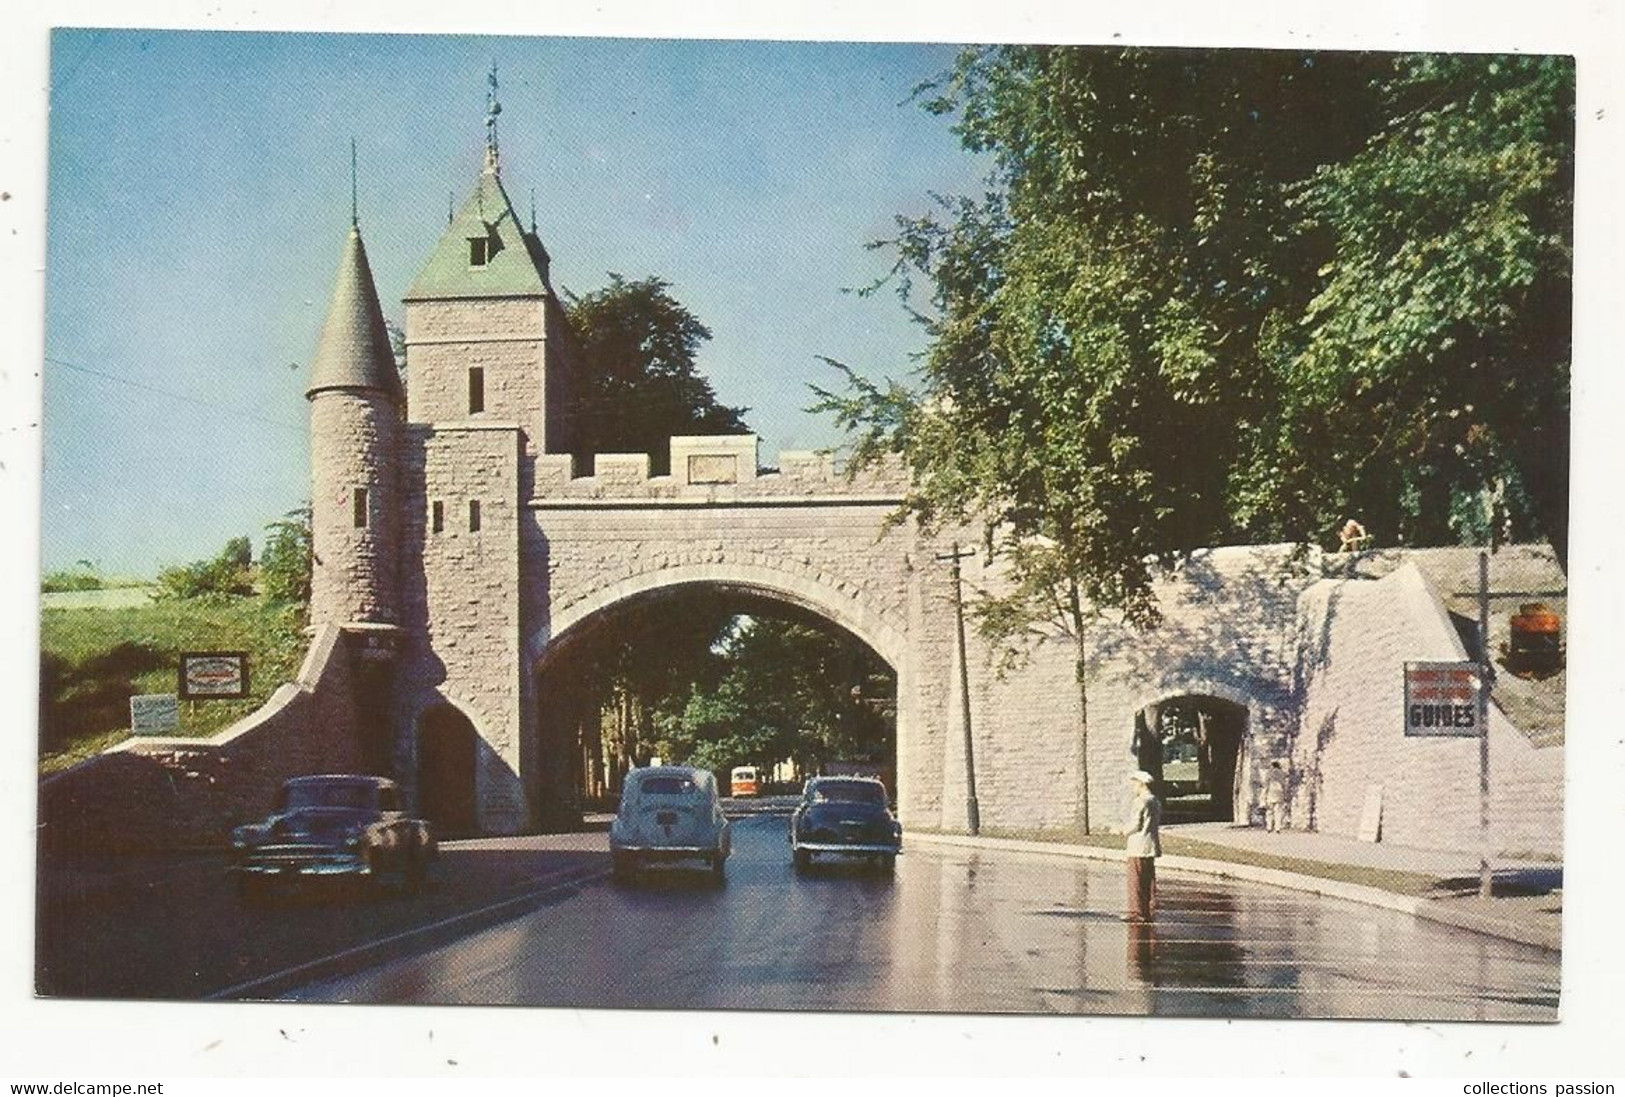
[{"x1": 485, "y1": 61, "x2": 502, "y2": 170}]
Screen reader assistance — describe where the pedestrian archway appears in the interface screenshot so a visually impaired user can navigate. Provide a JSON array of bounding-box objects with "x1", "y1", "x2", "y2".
[
  {"x1": 1132, "y1": 694, "x2": 1248, "y2": 824},
  {"x1": 417, "y1": 702, "x2": 480, "y2": 838}
]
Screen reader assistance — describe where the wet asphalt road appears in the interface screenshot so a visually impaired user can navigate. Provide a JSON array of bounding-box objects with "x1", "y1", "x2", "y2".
[{"x1": 284, "y1": 815, "x2": 1560, "y2": 1019}]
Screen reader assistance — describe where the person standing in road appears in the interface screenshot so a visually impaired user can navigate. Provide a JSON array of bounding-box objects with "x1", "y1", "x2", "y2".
[
  {"x1": 1125, "y1": 770, "x2": 1162, "y2": 922},
  {"x1": 1264, "y1": 760, "x2": 1289, "y2": 833}
]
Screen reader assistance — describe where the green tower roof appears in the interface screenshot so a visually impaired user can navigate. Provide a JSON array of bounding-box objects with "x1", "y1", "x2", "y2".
[
  {"x1": 405, "y1": 167, "x2": 551, "y2": 301},
  {"x1": 307, "y1": 225, "x2": 404, "y2": 401}
]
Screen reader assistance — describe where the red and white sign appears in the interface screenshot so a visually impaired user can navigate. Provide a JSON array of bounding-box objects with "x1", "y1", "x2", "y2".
[
  {"x1": 1403, "y1": 661, "x2": 1482, "y2": 737},
  {"x1": 179, "y1": 651, "x2": 250, "y2": 699}
]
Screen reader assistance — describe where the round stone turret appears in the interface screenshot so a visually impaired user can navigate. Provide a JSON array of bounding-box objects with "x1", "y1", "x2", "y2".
[{"x1": 306, "y1": 224, "x2": 403, "y2": 627}]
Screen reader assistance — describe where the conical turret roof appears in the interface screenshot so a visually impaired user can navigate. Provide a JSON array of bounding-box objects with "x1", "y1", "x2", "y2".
[
  {"x1": 405, "y1": 166, "x2": 551, "y2": 301},
  {"x1": 307, "y1": 225, "x2": 404, "y2": 401}
]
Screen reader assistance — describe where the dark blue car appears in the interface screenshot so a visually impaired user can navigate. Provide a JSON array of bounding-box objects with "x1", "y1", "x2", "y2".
[{"x1": 790, "y1": 776, "x2": 902, "y2": 874}]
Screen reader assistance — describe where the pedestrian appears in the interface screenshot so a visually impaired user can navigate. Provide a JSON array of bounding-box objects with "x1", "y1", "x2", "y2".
[
  {"x1": 1264, "y1": 760, "x2": 1288, "y2": 833},
  {"x1": 1125, "y1": 770, "x2": 1162, "y2": 922}
]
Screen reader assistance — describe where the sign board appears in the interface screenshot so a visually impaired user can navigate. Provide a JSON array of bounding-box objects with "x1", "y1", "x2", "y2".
[
  {"x1": 179, "y1": 651, "x2": 250, "y2": 699},
  {"x1": 130, "y1": 693, "x2": 179, "y2": 734},
  {"x1": 1403, "y1": 660, "x2": 1482, "y2": 737}
]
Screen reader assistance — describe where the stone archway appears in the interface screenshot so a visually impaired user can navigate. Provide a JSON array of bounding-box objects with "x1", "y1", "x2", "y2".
[
  {"x1": 1132, "y1": 689, "x2": 1252, "y2": 825},
  {"x1": 529, "y1": 562, "x2": 911, "y2": 825},
  {"x1": 534, "y1": 560, "x2": 910, "y2": 673},
  {"x1": 417, "y1": 702, "x2": 480, "y2": 838}
]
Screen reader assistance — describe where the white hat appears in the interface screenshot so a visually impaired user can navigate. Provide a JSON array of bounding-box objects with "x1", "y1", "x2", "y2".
[{"x1": 1131, "y1": 770, "x2": 1155, "y2": 785}]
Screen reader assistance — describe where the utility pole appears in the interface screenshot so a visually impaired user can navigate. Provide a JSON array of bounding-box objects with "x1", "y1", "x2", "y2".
[
  {"x1": 1477, "y1": 551, "x2": 1494, "y2": 899},
  {"x1": 936, "y1": 542, "x2": 980, "y2": 835}
]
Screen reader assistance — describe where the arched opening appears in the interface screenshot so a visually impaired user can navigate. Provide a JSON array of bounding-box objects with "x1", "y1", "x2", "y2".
[
  {"x1": 418, "y1": 703, "x2": 479, "y2": 839},
  {"x1": 1132, "y1": 695, "x2": 1247, "y2": 825},
  {"x1": 531, "y1": 580, "x2": 899, "y2": 831}
]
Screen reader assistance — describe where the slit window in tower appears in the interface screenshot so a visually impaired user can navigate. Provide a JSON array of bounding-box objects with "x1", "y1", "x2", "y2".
[
  {"x1": 353, "y1": 488, "x2": 368, "y2": 528},
  {"x1": 469, "y1": 367, "x2": 485, "y2": 414},
  {"x1": 469, "y1": 237, "x2": 490, "y2": 266},
  {"x1": 431, "y1": 500, "x2": 444, "y2": 534},
  {"x1": 469, "y1": 500, "x2": 482, "y2": 533}
]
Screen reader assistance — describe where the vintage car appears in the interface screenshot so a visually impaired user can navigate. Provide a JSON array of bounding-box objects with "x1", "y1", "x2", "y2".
[
  {"x1": 609, "y1": 766, "x2": 731, "y2": 881},
  {"x1": 790, "y1": 775, "x2": 902, "y2": 873},
  {"x1": 229, "y1": 774, "x2": 437, "y2": 899}
]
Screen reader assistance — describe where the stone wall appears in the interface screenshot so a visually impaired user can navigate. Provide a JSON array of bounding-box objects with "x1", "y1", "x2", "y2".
[
  {"x1": 532, "y1": 435, "x2": 906, "y2": 500},
  {"x1": 1290, "y1": 562, "x2": 1564, "y2": 856},
  {"x1": 523, "y1": 487, "x2": 961, "y2": 827},
  {"x1": 932, "y1": 544, "x2": 1310, "y2": 837},
  {"x1": 377, "y1": 420, "x2": 1564, "y2": 851},
  {"x1": 396, "y1": 422, "x2": 527, "y2": 834},
  {"x1": 404, "y1": 297, "x2": 552, "y2": 455},
  {"x1": 38, "y1": 625, "x2": 365, "y2": 854}
]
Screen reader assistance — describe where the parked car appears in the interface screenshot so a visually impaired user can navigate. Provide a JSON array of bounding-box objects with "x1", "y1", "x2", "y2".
[
  {"x1": 229, "y1": 774, "x2": 437, "y2": 899},
  {"x1": 790, "y1": 775, "x2": 902, "y2": 874},
  {"x1": 729, "y1": 765, "x2": 761, "y2": 798},
  {"x1": 610, "y1": 766, "x2": 731, "y2": 881}
]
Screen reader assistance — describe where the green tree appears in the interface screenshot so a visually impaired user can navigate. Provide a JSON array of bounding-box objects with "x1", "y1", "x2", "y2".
[
  {"x1": 154, "y1": 535, "x2": 255, "y2": 601},
  {"x1": 653, "y1": 617, "x2": 895, "y2": 778},
  {"x1": 259, "y1": 504, "x2": 313, "y2": 607},
  {"x1": 816, "y1": 46, "x2": 1571, "y2": 831},
  {"x1": 1266, "y1": 54, "x2": 1573, "y2": 563},
  {"x1": 565, "y1": 274, "x2": 749, "y2": 474}
]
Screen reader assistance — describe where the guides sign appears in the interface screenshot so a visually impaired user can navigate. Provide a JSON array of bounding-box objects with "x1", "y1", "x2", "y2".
[
  {"x1": 1403, "y1": 661, "x2": 1482, "y2": 737},
  {"x1": 179, "y1": 651, "x2": 250, "y2": 699}
]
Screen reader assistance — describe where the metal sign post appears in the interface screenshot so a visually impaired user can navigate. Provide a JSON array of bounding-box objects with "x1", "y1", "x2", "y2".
[
  {"x1": 1478, "y1": 551, "x2": 1494, "y2": 900},
  {"x1": 936, "y1": 542, "x2": 980, "y2": 835}
]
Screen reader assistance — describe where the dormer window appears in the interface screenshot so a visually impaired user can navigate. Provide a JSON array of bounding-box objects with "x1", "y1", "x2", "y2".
[{"x1": 468, "y1": 227, "x2": 503, "y2": 268}]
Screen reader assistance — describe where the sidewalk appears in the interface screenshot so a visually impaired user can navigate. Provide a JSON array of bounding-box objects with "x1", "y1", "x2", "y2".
[{"x1": 909, "y1": 821, "x2": 1562, "y2": 953}]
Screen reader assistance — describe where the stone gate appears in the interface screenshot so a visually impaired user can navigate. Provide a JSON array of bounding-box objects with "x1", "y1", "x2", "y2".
[{"x1": 39, "y1": 109, "x2": 1563, "y2": 858}]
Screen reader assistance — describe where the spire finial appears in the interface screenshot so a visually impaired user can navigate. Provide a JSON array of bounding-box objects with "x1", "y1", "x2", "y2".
[
  {"x1": 484, "y1": 60, "x2": 502, "y2": 172},
  {"x1": 448, "y1": 191, "x2": 454, "y2": 226},
  {"x1": 529, "y1": 187, "x2": 537, "y2": 234},
  {"x1": 350, "y1": 138, "x2": 359, "y2": 228}
]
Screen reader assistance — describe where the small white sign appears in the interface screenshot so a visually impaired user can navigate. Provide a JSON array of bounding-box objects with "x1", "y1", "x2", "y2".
[
  {"x1": 130, "y1": 693, "x2": 179, "y2": 734},
  {"x1": 1357, "y1": 784, "x2": 1384, "y2": 843}
]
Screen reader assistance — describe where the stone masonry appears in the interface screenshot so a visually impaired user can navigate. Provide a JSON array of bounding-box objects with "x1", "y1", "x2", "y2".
[{"x1": 293, "y1": 141, "x2": 1563, "y2": 854}]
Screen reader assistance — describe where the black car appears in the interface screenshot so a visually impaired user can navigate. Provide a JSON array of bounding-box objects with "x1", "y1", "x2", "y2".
[
  {"x1": 790, "y1": 776, "x2": 902, "y2": 874},
  {"x1": 229, "y1": 774, "x2": 437, "y2": 899}
]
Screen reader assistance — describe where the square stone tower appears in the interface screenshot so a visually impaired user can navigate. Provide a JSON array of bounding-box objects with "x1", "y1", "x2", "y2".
[{"x1": 393, "y1": 142, "x2": 579, "y2": 835}]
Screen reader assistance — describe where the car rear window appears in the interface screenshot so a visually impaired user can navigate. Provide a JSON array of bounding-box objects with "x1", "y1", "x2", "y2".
[
  {"x1": 281, "y1": 783, "x2": 378, "y2": 810},
  {"x1": 638, "y1": 776, "x2": 699, "y2": 796},
  {"x1": 811, "y1": 780, "x2": 885, "y2": 805}
]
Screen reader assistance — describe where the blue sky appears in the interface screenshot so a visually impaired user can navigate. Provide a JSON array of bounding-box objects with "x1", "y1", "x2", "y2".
[{"x1": 42, "y1": 31, "x2": 991, "y2": 576}]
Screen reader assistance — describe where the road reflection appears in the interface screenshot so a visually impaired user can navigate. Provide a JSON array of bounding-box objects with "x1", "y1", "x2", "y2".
[{"x1": 286, "y1": 818, "x2": 1560, "y2": 1020}]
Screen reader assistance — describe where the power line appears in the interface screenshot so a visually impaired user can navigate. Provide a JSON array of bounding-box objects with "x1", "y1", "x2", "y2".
[{"x1": 44, "y1": 355, "x2": 307, "y2": 437}]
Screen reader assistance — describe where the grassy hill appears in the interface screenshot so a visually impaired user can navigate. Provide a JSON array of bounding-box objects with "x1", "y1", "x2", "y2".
[{"x1": 39, "y1": 598, "x2": 308, "y2": 775}]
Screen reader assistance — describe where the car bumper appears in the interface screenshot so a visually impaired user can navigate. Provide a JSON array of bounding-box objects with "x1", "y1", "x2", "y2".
[
  {"x1": 793, "y1": 842, "x2": 901, "y2": 855},
  {"x1": 231, "y1": 851, "x2": 370, "y2": 877},
  {"x1": 611, "y1": 844, "x2": 723, "y2": 861}
]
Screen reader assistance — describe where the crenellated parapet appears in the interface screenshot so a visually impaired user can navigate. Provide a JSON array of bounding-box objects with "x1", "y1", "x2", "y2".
[{"x1": 531, "y1": 434, "x2": 909, "y2": 502}]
